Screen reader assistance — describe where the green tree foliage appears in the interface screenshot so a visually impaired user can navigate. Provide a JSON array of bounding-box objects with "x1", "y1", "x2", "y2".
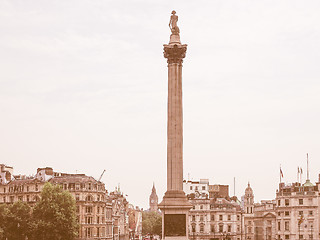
[
  {"x1": 30, "y1": 182, "x2": 78, "y2": 240},
  {"x1": 0, "y1": 201, "x2": 32, "y2": 240},
  {"x1": 142, "y1": 211, "x2": 162, "y2": 236}
]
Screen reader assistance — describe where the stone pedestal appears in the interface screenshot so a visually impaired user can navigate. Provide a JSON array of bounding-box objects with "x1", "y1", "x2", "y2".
[{"x1": 158, "y1": 31, "x2": 192, "y2": 240}]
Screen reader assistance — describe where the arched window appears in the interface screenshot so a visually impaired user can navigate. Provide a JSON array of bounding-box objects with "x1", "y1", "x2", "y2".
[{"x1": 86, "y1": 195, "x2": 93, "y2": 201}]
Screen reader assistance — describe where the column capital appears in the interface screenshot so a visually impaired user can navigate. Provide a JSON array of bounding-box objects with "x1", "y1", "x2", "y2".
[{"x1": 163, "y1": 44, "x2": 187, "y2": 64}]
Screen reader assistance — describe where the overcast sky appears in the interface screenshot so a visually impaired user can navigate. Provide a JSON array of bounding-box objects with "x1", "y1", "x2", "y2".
[{"x1": 1, "y1": 0, "x2": 320, "y2": 209}]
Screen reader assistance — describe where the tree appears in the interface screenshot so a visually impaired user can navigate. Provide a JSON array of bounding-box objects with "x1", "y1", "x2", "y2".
[
  {"x1": 142, "y1": 211, "x2": 162, "y2": 236},
  {"x1": 30, "y1": 182, "x2": 78, "y2": 240},
  {"x1": 0, "y1": 201, "x2": 32, "y2": 240}
]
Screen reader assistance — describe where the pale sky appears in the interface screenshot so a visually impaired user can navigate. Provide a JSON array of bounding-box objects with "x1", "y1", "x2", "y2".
[{"x1": 1, "y1": 0, "x2": 320, "y2": 209}]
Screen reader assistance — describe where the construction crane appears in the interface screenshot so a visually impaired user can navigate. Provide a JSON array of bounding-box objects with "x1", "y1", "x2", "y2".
[{"x1": 98, "y1": 169, "x2": 106, "y2": 182}]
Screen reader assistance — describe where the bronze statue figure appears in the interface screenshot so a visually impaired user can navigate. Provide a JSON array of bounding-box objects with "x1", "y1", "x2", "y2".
[{"x1": 169, "y1": 10, "x2": 180, "y2": 35}]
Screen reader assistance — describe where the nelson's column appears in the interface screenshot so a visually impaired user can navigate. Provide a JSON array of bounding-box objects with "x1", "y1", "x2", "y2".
[{"x1": 158, "y1": 11, "x2": 192, "y2": 240}]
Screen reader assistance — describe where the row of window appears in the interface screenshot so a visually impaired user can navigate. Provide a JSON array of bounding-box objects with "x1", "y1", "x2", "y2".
[
  {"x1": 83, "y1": 226, "x2": 112, "y2": 238},
  {"x1": 2, "y1": 185, "x2": 39, "y2": 193},
  {"x1": 2, "y1": 194, "x2": 40, "y2": 203},
  {"x1": 277, "y1": 221, "x2": 314, "y2": 231},
  {"x1": 191, "y1": 214, "x2": 240, "y2": 221},
  {"x1": 61, "y1": 182, "x2": 105, "y2": 192},
  {"x1": 192, "y1": 224, "x2": 240, "y2": 233},
  {"x1": 277, "y1": 198, "x2": 314, "y2": 206},
  {"x1": 279, "y1": 234, "x2": 314, "y2": 240},
  {"x1": 75, "y1": 193, "x2": 105, "y2": 202},
  {"x1": 189, "y1": 186, "x2": 207, "y2": 191},
  {"x1": 83, "y1": 216, "x2": 106, "y2": 224},
  {"x1": 277, "y1": 210, "x2": 313, "y2": 217}
]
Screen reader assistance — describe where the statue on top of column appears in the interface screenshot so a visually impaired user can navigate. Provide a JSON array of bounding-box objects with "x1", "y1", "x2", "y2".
[{"x1": 169, "y1": 10, "x2": 180, "y2": 35}]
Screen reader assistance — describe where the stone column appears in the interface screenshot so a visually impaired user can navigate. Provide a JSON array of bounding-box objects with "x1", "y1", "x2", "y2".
[{"x1": 158, "y1": 11, "x2": 192, "y2": 240}]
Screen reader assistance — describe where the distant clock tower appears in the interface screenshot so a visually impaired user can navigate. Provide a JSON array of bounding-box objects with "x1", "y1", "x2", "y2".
[{"x1": 149, "y1": 183, "x2": 158, "y2": 212}]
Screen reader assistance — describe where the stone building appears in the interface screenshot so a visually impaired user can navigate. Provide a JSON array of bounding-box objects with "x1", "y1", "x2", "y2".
[
  {"x1": 0, "y1": 165, "x2": 116, "y2": 240},
  {"x1": 183, "y1": 179, "x2": 209, "y2": 198},
  {"x1": 242, "y1": 183, "x2": 255, "y2": 240},
  {"x1": 275, "y1": 178, "x2": 320, "y2": 240},
  {"x1": 253, "y1": 200, "x2": 276, "y2": 240},
  {"x1": 185, "y1": 179, "x2": 243, "y2": 240},
  {"x1": 149, "y1": 183, "x2": 158, "y2": 212},
  {"x1": 109, "y1": 189, "x2": 130, "y2": 240}
]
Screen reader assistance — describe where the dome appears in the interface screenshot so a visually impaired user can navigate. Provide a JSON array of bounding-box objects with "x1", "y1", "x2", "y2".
[
  {"x1": 303, "y1": 179, "x2": 314, "y2": 187},
  {"x1": 245, "y1": 182, "x2": 253, "y2": 195}
]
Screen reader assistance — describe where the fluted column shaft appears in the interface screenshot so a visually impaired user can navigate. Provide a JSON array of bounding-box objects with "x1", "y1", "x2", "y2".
[{"x1": 164, "y1": 43, "x2": 187, "y2": 193}]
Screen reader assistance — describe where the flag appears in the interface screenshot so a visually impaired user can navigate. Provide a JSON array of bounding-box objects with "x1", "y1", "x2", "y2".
[
  {"x1": 280, "y1": 168, "x2": 284, "y2": 178},
  {"x1": 298, "y1": 167, "x2": 300, "y2": 174},
  {"x1": 300, "y1": 167, "x2": 303, "y2": 174}
]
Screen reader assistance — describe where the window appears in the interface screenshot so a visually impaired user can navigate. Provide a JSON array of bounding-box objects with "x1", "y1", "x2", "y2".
[
  {"x1": 228, "y1": 215, "x2": 231, "y2": 221},
  {"x1": 285, "y1": 211, "x2": 289, "y2": 216},
  {"x1": 202, "y1": 186, "x2": 206, "y2": 190},
  {"x1": 211, "y1": 215, "x2": 215, "y2": 221},
  {"x1": 192, "y1": 215, "x2": 195, "y2": 221},
  {"x1": 278, "y1": 199, "x2": 281, "y2": 206},
  {"x1": 299, "y1": 235, "x2": 303, "y2": 239},
  {"x1": 200, "y1": 205, "x2": 203, "y2": 210},
  {"x1": 97, "y1": 227, "x2": 100, "y2": 237},
  {"x1": 278, "y1": 212, "x2": 281, "y2": 216},
  {"x1": 285, "y1": 235, "x2": 289, "y2": 239},
  {"x1": 237, "y1": 225, "x2": 240, "y2": 232},
  {"x1": 211, "y1": 225, "x2": 215, "y2": 232},
  {"x1": 248, "y1": 221, "x2": 252, "y2": 225},
  {"x1": 192, "y1": 225, "x2": 196, "y2": 233},
  {"x1": 309, "y1": 211, "x2": 313, "y2": 216},
  {"x1": 219, "y1": 215, "x2": 223, "y2": 221},
  {"x1": 97, "y1": 206, "x2": 100, "y2": 214},
  {"x1": 285, "y1": 199, "x2": 289, "y2": 206},
  {"x1": 237, "y1": 215, "x2": 240, "y2": 221},
  {"x1": 190, "y1": 186, "x2": 192, "y2": 190},
  {"x1": 228, "y1": 225, "x2": 231, "y2": 232},
  {"x1": 76, "y1": 194, "x2": 80, "y2": 201},
  {"x1": 278, "y1": 222, "x2": 281, "y2": 231},
  {"x1": 200, "y1": 225, "x2": 204, "y2": 233},
  {"x1": 85, "y1": 216, "x2": 93, "y2": 224},
  {"x1": 85, "y1": 228, "x2": 92, "y2": 237},
  {"x1": 86, "y1": 206, "x2": 93, "y2": 213},
  {"x1": 285, "y1": 221, "x2": 289, "y2": 231},
  {"x1": 3, "y1": 197, "x2": 6, "y2": 203},
  {"x1": 299, "y1": 211, "x2": 303, "y2": 216},
  {"x1": 299, "y1": 199, "x2": 303, "y2": 205},
  {"x1": 195, "y1": 186, "x2": 198, "y2": 191},
  {"x1": 200, "y1": 216, "x2": 204, "y2": 222},
  {"x1": 97, "y1": 216, "x2": 100, "y2": 224},
  {"x1": 219, "y1": 224, "x2": 223, "y2": 233}
]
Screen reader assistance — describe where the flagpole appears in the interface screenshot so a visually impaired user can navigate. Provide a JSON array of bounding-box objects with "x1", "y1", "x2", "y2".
[{"x1": 307, "y1": 153, "x2": 309, "y2": 181}]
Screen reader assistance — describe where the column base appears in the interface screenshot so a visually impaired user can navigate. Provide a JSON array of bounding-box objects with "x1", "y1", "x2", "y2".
[{"x1": 158, "y1": 191, "x2": 192, "y2": 240}]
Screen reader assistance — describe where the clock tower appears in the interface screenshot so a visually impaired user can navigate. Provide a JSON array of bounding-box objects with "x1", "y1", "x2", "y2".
[{"x1": 149, "y1": 183, "x2": 158, "y2": 212}]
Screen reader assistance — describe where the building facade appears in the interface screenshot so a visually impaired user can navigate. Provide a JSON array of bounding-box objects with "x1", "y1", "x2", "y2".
[
  {"x1": 0, "y1": 165, "x2": 133, "y2": 240},
  {"x1": 185, "y1": 179, "x2": 243, "y2": 240},
  {"x1": 275, "y1": 179, "x2": 320, "y2": 240}
]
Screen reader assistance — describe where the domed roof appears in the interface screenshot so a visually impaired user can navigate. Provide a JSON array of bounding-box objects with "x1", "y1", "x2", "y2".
[
  {"x1": 245, "y1": 182, "x2": 253, "y2": 195},
  {"x1": 303, "y1": 179, "x2": 314, "y2": 187}
]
